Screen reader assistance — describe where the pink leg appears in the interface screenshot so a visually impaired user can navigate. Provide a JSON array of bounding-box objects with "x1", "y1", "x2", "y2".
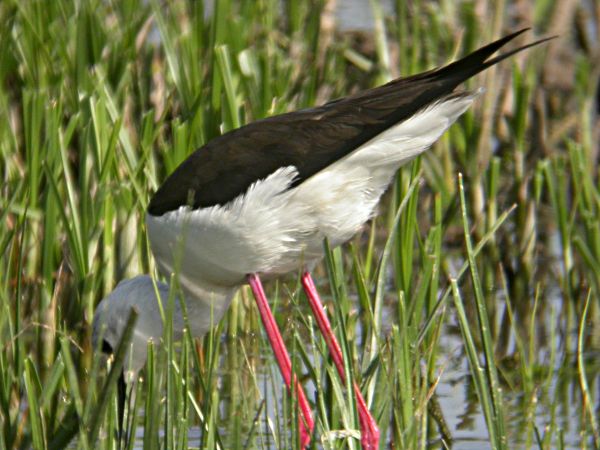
[
  {"x1": 301, "y1": 271, "x2": 380, "y2": 450},
  {"x1": 247, "y1": 274, "x2": 314, "y2": 448}
]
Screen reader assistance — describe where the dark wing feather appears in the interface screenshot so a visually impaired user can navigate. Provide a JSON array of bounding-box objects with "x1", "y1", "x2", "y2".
[{"x1": 148, "y1": 29, "x2": 550, "y2": 216}]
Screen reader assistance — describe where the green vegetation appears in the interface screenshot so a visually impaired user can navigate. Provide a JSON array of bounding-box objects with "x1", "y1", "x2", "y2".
[{"x1": 0, "y1": 0, "x2": 598, "y2": 449}]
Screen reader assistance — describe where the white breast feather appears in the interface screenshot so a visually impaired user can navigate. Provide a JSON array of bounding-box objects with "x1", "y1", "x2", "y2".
[{"x1": 147, "y1": 167, "x2": 316, "y2": 287}]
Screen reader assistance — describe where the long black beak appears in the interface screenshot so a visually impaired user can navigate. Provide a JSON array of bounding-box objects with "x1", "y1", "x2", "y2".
[
  {"x1": 117, "y1": 371, "x2": 127, "y2": 446},
  {"x1": 96, "y1": 310, "x2": 138, "y2": 448},
  {"x1": 103, "y1": 338, "x2": 128, "y2": 448}
]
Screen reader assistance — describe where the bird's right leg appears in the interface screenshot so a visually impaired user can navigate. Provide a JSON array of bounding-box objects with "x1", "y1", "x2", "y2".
[
  {"x1": 247, "y1": 273, "x2": 314, "y2": 448},
  {"x1": 301, "y1": 271, "x2": 380, "y2": 450}
]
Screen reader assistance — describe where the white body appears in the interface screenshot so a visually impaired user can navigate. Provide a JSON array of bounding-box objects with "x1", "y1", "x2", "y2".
[{"x1": 147, "y1": 93, "x2": 478, "y2": 326}]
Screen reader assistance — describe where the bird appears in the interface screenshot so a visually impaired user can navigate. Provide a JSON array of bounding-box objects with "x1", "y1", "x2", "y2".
[{"x1": 93, "y1": 29, "x2": 550, "y2": 449}]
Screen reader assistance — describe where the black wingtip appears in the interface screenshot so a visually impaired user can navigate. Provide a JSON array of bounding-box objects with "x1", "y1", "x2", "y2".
[
  {"x1": 439, "y1": 28, "x2": 554, "y2": 85},
  {"x1": 481, "y1": 35, "x2": 557, "y2": 69},
  {"x1": 449, "y1": 28, "x2": 531, "y2": 70}
]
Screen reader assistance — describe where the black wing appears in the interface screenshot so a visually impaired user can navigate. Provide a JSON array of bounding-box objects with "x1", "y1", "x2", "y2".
[{"x1": 148, "y1": 29, "x2": 550, "y2": 216}]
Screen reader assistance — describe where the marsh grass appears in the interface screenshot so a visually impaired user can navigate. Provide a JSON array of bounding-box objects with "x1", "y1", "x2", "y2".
[{"x1": 1, "y1": 0, "x2": 599, "y2": 449}]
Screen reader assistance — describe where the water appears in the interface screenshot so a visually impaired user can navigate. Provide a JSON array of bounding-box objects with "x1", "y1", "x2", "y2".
[{"x1": 117, "y1": 290, "x2": 594, "y2": 449}]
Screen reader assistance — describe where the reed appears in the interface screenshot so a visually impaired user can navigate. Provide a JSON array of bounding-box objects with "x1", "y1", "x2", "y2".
[{"x1": 0, "y1": 0, "x2": 597, "y2": 448}]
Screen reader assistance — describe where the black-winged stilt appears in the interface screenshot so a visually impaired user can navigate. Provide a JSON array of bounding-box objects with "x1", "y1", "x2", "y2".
[{"x1": 94, "y1": 29, "x2": 550, "y2": 449}]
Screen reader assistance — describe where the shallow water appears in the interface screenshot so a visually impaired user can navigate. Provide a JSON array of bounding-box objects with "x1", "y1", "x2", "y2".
[{"x1": 116, "y1": 290, "x2": 596, "y2": 449}]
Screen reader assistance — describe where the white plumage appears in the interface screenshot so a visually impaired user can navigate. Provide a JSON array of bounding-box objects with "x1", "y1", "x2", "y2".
[{"x1": 146, "y1": 93, "x2": 477, "y2": 322}]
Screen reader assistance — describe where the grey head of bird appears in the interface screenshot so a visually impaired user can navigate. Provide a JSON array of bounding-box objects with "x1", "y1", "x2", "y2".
[{"x1": 92, "y1": 275, "x2": 187, "y2": 378}]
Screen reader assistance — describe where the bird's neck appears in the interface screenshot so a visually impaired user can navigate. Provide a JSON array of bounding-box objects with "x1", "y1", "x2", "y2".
[{"x1": 170, "y1": 274, "x2": 238, "y2": 338}]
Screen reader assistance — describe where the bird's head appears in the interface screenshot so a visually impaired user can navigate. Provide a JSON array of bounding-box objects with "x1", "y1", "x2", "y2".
[{"x1": 92, "y1": 275, "x2": 173, "y2": 377}]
